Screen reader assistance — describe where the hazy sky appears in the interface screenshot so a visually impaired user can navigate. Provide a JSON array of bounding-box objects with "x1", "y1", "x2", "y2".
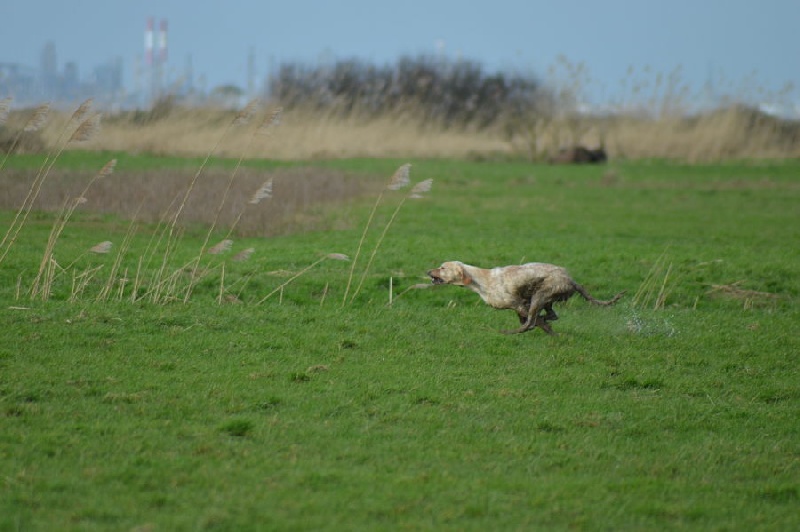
[{"x1": 2, "y1": 0, "x2": 798, "y2": 103}]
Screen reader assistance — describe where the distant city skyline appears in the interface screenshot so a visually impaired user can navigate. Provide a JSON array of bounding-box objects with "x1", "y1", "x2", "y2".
[{"x1": 2, "y1": 0, "x2": 799, "y2": 111}]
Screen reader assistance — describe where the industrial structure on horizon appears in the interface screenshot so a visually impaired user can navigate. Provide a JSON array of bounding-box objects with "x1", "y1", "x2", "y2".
[{"x1": 143, "y1": 17, "x2": 169, "y2": 102}]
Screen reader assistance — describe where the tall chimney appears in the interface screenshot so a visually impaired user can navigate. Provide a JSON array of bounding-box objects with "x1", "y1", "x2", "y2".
[
  {"x1": 159, "y1": 20, "x2": 168, "y2": 64},
  {"x1": 145, "y1": 17, "x2": 154, "y2": 66}
]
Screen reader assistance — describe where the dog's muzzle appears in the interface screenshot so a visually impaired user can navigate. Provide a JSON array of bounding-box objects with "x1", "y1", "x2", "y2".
[{"x1": 427, "y1": 270, "x2": 444, "y2": 285}]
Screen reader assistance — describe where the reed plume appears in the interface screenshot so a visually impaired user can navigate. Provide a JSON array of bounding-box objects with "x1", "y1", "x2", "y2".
[
  {"x1": 68, "y1": 113, "x2": 102, "y2": 143},
  {"x1": 249, "y1": 178, "x2": 273, "y2": 204},
  {"x1": 386, "y1": 163, "x2": 412, "y2": 190},
  {"x1": 0, "y1": 101, "x2": 50, "y2": 174},
  {"x1": 24, "y1": 103, "x2": 50, "y2": 132},
  {"x1": 70, "y1": 98, "x2": 93, "y2": 124},
  {"x1": 207, "y1": 239, "x2": 233, "y2": 255},
  {"x1": 258, "y1": 106, "x2": 283, "y2": 136},
  {"x1": 90, "y1": 241, "x2": 113, "y2": 254},
  {"x1": 233, "y1": 99, "x2": 260, "y2": 125},
  {"x1": 408, "y1": 178, "x2": 433, "y2": 198},
  {"x1": 232, "y1": 247, "x2": 255, "y2": 262}
]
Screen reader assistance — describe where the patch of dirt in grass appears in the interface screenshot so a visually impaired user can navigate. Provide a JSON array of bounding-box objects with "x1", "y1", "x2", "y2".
[{"x1": 0, "y1": 166, "x2": 377, "y2": 237}]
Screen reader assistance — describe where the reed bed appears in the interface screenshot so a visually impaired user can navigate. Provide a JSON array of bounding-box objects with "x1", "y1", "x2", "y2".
[
  {"x1": 0, "y1": 97, "x2": 434, "y2": 305},
  {"x1": 4, "y1": 103, "x2": 793, "y2": 162}
]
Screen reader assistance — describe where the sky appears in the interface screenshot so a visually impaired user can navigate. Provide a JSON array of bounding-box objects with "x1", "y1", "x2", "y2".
[{"x1": 2, "y1": 0, "x2": 799, "y2": 105}]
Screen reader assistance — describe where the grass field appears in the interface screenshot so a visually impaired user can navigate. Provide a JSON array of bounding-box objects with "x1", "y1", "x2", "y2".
[{"x1": 1, "y1": 152, "x2": 799, "y2": 530}]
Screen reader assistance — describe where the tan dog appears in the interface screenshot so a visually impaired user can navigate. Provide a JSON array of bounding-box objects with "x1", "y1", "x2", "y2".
[{"x1": 427, "y1": 261, "x2": 625, "y2": 334}]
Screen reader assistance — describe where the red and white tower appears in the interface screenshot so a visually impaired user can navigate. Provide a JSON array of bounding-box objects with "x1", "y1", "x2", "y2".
[{"x1": 144, "y1": 17, "x2": 168, "y2": 104}]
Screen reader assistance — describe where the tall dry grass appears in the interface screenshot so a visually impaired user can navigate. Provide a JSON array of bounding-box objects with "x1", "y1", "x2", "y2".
[
  {"x1": 348, "y1": 175, "x2": 433, "y2": 304},
  {"x1": 0, "y1": 99, "x2": 102, "y2": 270},
  {"x1": 342, "y1": 163, "x2": 411, "y2": 305},
  {"x1": 29, "y1": 158, "x2": 116, "y2": 300},
  {"x1": 9, "y1": 103, "x2": 788, "y2": 162},
  {"x1": 3, "y1": 56, "x2": 798, "y2": 161},
  {"x1": 89, "y1": 106, "x2": 507, "y2": 160},
  {"x1": 0, "y1": 98, "x2": 383, "y2": 305}
]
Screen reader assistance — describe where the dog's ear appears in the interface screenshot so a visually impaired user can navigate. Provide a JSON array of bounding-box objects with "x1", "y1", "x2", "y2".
[{"x1": 458, "y1": 264, "x2": 473, "y2": 285}]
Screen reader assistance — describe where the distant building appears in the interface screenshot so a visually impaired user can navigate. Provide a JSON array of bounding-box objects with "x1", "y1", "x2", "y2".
[
  {"x1": 0, "y1": 63, "x2": 37, "y2": 101},
  {"x1": 40, "y1": 41, "x2": 58, "y2": 98},
  {"x1": 93, "y1": 58, "x2": 124, "y2": 96},
  {"x1": 0, "y1": 41, "x2": 127, "y2": 108}
]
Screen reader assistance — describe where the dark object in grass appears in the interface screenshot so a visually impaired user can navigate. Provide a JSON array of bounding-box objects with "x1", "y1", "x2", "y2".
[
  {"x1": 550, "y1": 146, "x2": 607, "y2": 164},
  {"x1": 220, "y1": 419, "x2": 254, "y2": 438},
  {"x1": 427, "y1": 261, "x2": 625, "y2": 335}
]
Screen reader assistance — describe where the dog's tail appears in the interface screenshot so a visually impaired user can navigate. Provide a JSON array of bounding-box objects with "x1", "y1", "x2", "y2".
[{"x1": 575, "y1": 284, "x2": 626, "y2": 306}]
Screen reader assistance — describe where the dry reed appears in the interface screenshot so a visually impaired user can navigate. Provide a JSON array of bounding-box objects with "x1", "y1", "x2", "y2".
[
  {"x1": 76, "y1": 100, "x2": 797, "y2": 161},
  {"x1": 256, "y1": 253, "x2": 349, "y2": 305},
  {"x1": 29, "y1": 158, "x2": 116, "y2": 300},
  {"x1": 349, "y1": 176, "x2": 433, "y2": 303},
  {"x1": 0, "y1": 103, "x2": 53, "y2": 261},
  {"x1": 632, "y1": 249, "x2": 673, "y2": 310},
  {"x1": 0, "y1": 100, "x2": 100, "y2": 268},
  {"x1": 182, "y1": 103, "x2": 284, "y2": 303},
  {"x1": 151, "y1": 100, "x2": 260, "y2": 304},
  {"x1": 96, "y1": 214, "x2": 139, "y2": 302},
  {"x1": 342, "y1": 163, "x2": 411, "y2": 305}
]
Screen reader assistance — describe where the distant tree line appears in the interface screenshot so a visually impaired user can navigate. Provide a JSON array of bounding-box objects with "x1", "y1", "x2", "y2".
[{"x1": 268, "y1": 55, "x2": 550, "y2": 128}]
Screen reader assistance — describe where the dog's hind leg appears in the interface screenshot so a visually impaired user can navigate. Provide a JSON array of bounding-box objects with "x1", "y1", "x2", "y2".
[
  {"x1": 504, "y1": 296, "x2": 553, "y2": 335},
  {"x1": 543, "y1": 303, "x2": 558, "y2": 322},
  {"x1": 530, "y1": 317, "x2": 555, "y2": 335}
]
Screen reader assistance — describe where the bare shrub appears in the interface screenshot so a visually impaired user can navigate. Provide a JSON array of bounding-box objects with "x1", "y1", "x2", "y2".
[{"x1": 271, "y1": 55, "x2": 545, "y2": 128}]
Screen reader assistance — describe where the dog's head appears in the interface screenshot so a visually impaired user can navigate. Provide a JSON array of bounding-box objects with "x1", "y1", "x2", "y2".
[{"x1": 427, "y1": 261, "x2": 472, "y2": 286}]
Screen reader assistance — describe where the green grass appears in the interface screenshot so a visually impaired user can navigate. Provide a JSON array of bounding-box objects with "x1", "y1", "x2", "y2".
[{"x1": 1, "y1": 154, "x2": 798, "y2": 530}]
